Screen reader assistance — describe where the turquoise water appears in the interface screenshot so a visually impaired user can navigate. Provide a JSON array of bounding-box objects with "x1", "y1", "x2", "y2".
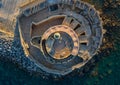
[{"x1": 0, "y1": 0, "x2": 120, "y2": 85}]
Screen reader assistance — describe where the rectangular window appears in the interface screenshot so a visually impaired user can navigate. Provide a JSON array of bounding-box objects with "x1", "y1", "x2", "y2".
[
  {"x1": 49, "y1": 4, "x2": 58, "y2": 11},
  {"x1": 40, "y1": 2, "x2": 45, "y2": 9}
]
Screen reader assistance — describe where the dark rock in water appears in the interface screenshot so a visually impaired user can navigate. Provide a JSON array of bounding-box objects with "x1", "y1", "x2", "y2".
[
  {"x1": 91, "y1": 71, "x2": 98, "y2": 77},
  {"x1": 107, "y1": 63, "x2": 113, "y2": 67},
  {"x1": 99, "y1": 74, "x2": 104, "y2": 80},
  {"x1": 107, "y1": 70, "x2": 112, "y2": 74}
]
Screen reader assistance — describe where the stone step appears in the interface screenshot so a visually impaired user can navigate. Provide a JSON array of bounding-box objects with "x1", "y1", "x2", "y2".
[{"x1": 79, "y1": 35, "x2": 88, "y2": 43}]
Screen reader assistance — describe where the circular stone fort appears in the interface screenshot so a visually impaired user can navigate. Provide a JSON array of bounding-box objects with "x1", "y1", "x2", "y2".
[{"x1": 15, "y1": 0, "x2": 103, "y2": 75}]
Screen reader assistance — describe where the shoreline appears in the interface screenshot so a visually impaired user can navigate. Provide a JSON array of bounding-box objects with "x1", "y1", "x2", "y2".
[
  {"x1": 0, "y1": 0, "x2": 119, "y2": 80},
  {"x1": 0, "y1": 30, "x2": 114, "y2": 80}
]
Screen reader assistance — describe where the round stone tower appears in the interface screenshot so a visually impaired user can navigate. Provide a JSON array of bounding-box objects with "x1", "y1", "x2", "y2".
[{"x1": 16, "y1": 0, "x2": 103, "y2": 75}]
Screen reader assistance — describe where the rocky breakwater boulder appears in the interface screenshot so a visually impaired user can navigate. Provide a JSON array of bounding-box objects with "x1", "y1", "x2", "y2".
[{"x1": 0, "y1": 32, "x2": 47, "y2": 76}]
